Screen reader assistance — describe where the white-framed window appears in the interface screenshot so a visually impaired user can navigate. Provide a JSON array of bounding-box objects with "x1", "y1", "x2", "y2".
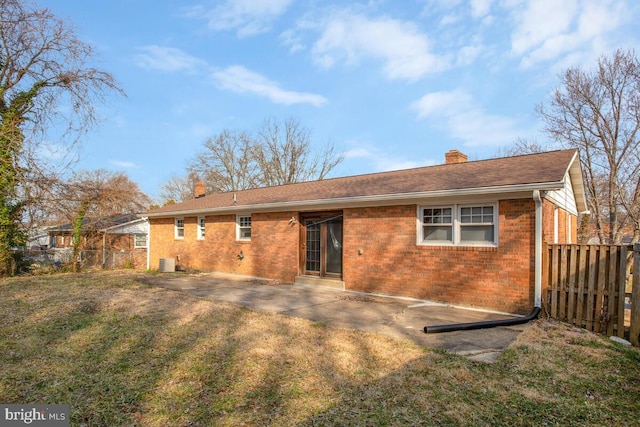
[
  {"x1": 175, "y1": 218, "x2": 184, "y2": 239},
  {"x1": 418, "y1": 203, "x2": 497, "y2": 246},
  {"x1": 422, "y1": 207, "x2": 453, "y2": 243},
  {"x1": 236, "y1": 214, "x2": 251, "y2": 241},
  {"x1": 134, "y1": 233, "x2": 148, "y2": 248},
  {"x1": 197, "y1": 216, "x2": 206, "y2": 240}
]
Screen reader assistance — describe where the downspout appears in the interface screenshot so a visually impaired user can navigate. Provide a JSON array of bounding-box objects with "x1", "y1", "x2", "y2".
[
  {"x1": 532, "y1": 189, "x2": 543, "y2": 308},
  {"x1": 146, "y1": 218, "x2": 150, "y2": 271},
  {"x1": 423, "y1": 192, "x2": 543, "y2": 334}
]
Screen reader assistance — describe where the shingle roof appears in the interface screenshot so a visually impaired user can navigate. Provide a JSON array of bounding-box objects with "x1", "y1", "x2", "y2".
[
  {"x1": 48, "y1": 213, "x2": 141, "y2": 232},
  {"x1": 147, "y1": 149, "x2": 581, "y2": 216}
]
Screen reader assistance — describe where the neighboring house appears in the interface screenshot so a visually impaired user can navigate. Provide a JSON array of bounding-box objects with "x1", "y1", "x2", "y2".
[
  {"x1": 145, "y1": 149, "x2": 588, "y2": 314},
  {"x1": 26, "y1": 227, "x2": 50, "y2": 249},
  {"x1": 46, "y1": 213, "x2": 149, "y2": 268},
  {"x1": 583, "y1": 221, "x2": 637, "y2": 244}
]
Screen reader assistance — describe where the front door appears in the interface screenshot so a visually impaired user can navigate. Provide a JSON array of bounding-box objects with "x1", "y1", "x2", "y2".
[{"x1": 301, "y1": 212, "x2": 343, "y2": 279}]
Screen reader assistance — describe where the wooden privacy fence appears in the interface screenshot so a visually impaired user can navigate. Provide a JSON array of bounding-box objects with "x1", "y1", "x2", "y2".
[{"x1": 543, "y1": 243, "x2": 639, "y2": 346}]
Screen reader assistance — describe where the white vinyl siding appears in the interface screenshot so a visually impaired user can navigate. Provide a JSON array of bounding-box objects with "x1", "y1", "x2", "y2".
[{"x1": 546, "y1": 173, "x2": 578, "y2": 215}]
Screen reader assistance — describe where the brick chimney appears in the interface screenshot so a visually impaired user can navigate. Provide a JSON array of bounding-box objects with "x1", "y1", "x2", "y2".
[
  {"x1": 445, "y1": 149, "x2": 468, "y2": 164},
  {"x1": 194, "y1": 180, "x2": 206, "y2": 198}
]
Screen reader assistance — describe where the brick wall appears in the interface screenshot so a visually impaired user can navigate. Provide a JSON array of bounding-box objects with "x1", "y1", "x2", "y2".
[
  {"x1": 149, "y1": 212, "x2": 298, "y2": 281},
  {"x1": 541, "y1": 199, "x2": 577, "y2": 244},
  {"x1": 149, "y1": 198, "x2": 578, "y2": 314},
  {"x1": 343, "y1": 200, "x2": 536, "y2": 314}
]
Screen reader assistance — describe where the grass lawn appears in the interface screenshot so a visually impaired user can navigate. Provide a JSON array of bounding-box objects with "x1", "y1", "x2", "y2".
[{"x1": 1, "y1": 271, "x2": 639, "y2": 426}]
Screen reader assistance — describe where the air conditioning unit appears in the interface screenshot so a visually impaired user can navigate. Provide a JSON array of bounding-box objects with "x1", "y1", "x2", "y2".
[{"x1": 158, "y1": 258, "x2": 175, "y2": 273}]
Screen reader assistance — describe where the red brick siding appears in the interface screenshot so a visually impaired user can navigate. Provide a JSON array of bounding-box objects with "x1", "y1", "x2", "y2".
[
  {"x1": 149, "y1": 212, "x2": 298, "y2": 281},
  {"x1": 130, "y1": 249, "x2": 147, "y2": 269},
  {"x1": 103, "y1": 234, "x2": 148, "y2": 269},
  {"x1": 343, "y1": 200, "x2": 535, "y2": 314},
  {"x1": 541, "y1": 200, "x2": 577, "y2": 244},
  {"x1": 249, "y1": 212, "x2": 299, "y2": 281},
  {"x1": 149, "y1": 198, "x2": 579, "y2": 314}
]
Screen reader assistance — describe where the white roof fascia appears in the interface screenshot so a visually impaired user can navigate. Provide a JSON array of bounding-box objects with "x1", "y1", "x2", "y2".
[
  {"x1": 146, "y1": 181, "x2": 565, "y2": 218},
  {"x1": 564, "y1": 151, "x2": 588, "y2": 214},
  {"x1": 101, "y1": 217, "x2": 148, "y2": 233}
]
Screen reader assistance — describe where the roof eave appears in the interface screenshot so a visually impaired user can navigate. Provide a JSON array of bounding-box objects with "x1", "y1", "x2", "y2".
[
  {"x1": 146, "y1": 182, "x2": 565, "y2": 218},
  {"x1": 100, "y1": 217, "x2": 148, "y2": 232},
  {"x1": 565, "y1": 151, "x2": 589, "y2": 214}
]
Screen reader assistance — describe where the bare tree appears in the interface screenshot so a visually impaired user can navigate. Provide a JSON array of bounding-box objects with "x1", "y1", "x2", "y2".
[
  {"x1": 159, "y1": 172, "x2": 202, "y2": 204},
  {"x1": 537, "y1": 49, "x2": 640, "y2": 244},
  {"x1": 63, "y1": 170, "x2": 151, "y2": 217},
  {"x1": 52, "y1": 169, "x2": 151, "y2": 270},
  {"x1": 0, "y1": 0, "x2": 123, "y2": 274},
  {"x1": 188, "y1": 129, "x2": 258, "y2": 193},
  {"x1": 495, "y1": 137, "x2": 550, "y2": 158},
  {"x1": 255, "y1": 117, "x2": 344, "y2": 187},
  {"x1": 176, "y1": 118, "x2": 344, "y2": 202}
]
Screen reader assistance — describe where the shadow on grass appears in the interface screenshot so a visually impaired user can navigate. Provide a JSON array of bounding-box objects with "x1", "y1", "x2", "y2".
[{"x1": 1, "y1": 273, "x2": 640, "y2": 426}]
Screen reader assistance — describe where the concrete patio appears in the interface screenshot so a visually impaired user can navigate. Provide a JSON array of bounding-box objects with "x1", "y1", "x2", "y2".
[{"x1": 136, "y1": 271, "x2": 533, "y2": 362}]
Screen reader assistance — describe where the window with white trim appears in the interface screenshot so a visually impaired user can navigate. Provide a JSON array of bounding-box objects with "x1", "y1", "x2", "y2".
[
  {"x1": 422, "y1": 207, "x2": 453, "y2": 242},
  {"x1": 237, "y1": 215, "x2": 251, "y2": 241},
  {"x1": 175, "y1": 218, "x2": 184, "y2": 239},
  {"x1": 418, "y1": 204, "x2": 497, "y2": 246},
  {"x1": 197, "y1": 216, "x2": 206, "y2": 240},
  {"x1": 134, "y1": 233, "x2": 148, "y2": 248}
]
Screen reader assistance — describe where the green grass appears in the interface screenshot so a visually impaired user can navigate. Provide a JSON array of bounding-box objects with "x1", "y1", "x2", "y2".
[{"x1": 1, "y1": 271, "x2": 639, "y2": 426}]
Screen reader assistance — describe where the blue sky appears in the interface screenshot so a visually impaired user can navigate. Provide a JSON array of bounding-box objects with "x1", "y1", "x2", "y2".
[{"x1": 38, "y1": 0, "x2": 639, "y2": 200}]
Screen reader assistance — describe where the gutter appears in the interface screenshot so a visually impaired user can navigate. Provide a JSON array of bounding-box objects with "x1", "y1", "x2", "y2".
[
  {"x1": 146, "y1": 182, "x2": 565, "y2": 218},
  {"x1": 423, "y1": 190, "x2": 544, "y2": 334}
]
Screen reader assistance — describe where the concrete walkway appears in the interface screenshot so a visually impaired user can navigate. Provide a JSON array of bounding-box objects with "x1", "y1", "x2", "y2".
[{"x1": 136, "y1": 272, "x2": 531, "y2": 362}]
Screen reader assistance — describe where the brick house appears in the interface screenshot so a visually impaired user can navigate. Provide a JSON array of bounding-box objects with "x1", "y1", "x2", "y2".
[
  {"x1": 46, "y1": 213, "x2": 149, "y2": 268},
  {"x1": 146, "y1": 149, "x2": 587, "y2": 314}
]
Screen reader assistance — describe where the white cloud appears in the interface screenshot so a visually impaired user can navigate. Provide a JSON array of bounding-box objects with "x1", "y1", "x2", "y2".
[
  {"x1": 135, "y1": 46, "x2": 206, "y2": 73},
  {"x1": 439, "y1": 13, "x2": 460, "y2": 26},
  {"x1": 470, "y1": 0, "x2": 492, "y2": 18},
  {"x1": 411, "y1": 89, "x2": 473, "y2": 118},
  {"x1": 456, "y1": 45, "x2": 484, "y2": 66},
  {"x1": 111, "y1": 160, "x2": 137, "y2": 168},
  {"x1": 194, "y1": 0, "x2": 293, "y2": 37},
  {"x1": 344, "y1": 141, "x2": 436, "y2": 172},
  {"x1": 344, "y1": 146, "x2": 374, "y2": 159},
  {"x1": 310, "y1": 11, "x2": 449, "y2": 81},
  {"x1": 38, "y1": 142, "x2": 73, "y2": 162},
  {"x1": 411, "y1": 89, "x2": 524, "y2": 147},
  {"x1": 211, "y1": 65, "x2": 327, "y2": 106},
  {"x1": 509, "y1": 0, "x2": 578, "y2": 56},
  {"x1": 279, "y1": 28, "x2": 306, "y2": 53},
  {"x1": 506, "y1": 0, "x2": 628, "y2": 68}
]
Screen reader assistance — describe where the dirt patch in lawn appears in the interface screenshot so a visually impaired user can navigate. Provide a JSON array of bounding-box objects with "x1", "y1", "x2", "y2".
[{"x1": 1, "y1": 271, "x2": 639, "y2": 426}]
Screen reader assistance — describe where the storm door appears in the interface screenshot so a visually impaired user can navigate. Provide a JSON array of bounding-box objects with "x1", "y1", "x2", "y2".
[{"x1": 301, "y1": 212, "x2": 343, "y2": 279}]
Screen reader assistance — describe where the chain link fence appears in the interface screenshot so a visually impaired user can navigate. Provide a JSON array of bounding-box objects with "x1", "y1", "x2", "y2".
[{"x1": 15, "y1": 248, "x2": 147, "y2": 271}]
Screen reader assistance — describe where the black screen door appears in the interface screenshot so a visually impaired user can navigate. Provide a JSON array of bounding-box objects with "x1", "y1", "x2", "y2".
[{"x1": 303, "y1": 214, "x2": 342, "y2": 278}]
